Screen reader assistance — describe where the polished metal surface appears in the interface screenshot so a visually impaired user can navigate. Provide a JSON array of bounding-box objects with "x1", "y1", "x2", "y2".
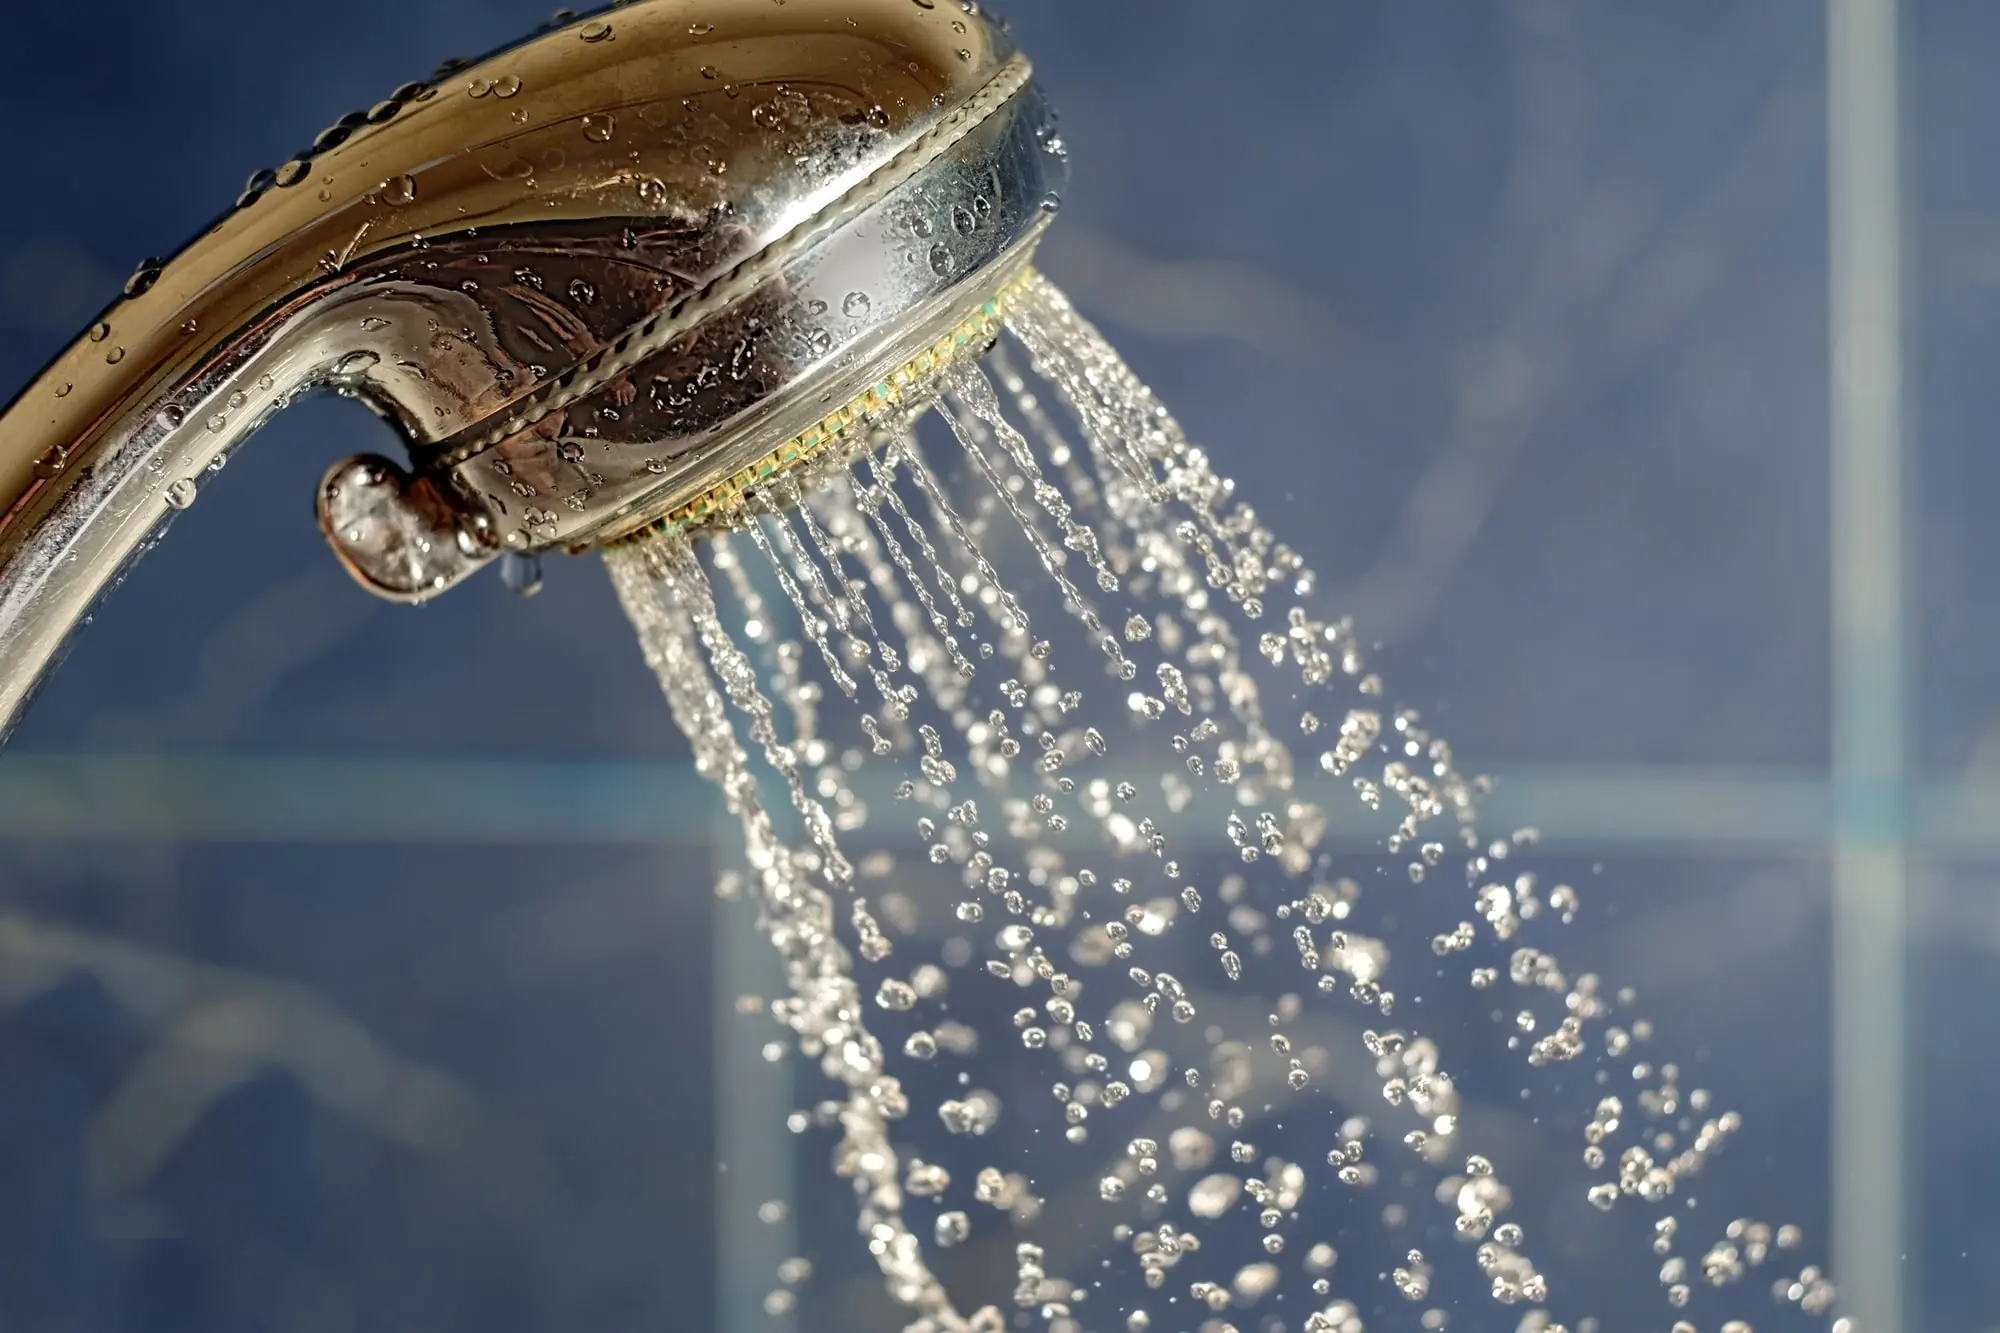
[{"x1": 0, "y1": 0, "x2": 1064, "y2": 737}]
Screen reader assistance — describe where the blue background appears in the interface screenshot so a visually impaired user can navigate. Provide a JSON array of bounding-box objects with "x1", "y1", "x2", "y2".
[{"x1": 0, "y1": 1, "x2": 1990, "y2": 1330}]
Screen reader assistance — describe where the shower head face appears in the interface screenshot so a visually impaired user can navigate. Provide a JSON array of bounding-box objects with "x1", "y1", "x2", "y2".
[
  {"x1": 0, "y1": 0, "x2": 1064, "y2": 731},
  {"x1": 416, "y1": 47, "x2": 1054, "y2": 560}
]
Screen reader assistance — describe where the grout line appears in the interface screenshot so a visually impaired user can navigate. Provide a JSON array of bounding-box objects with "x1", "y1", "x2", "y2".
[
  {"x1": 0, "y1": 755, "x2": 1992, "y2": 855},
  {"x1": 1829, "y1": 0, "x2": 1911, "y2": 1327},
  {"x1": 710, "y1": 827, "x2": 797, "y2": 1333}
]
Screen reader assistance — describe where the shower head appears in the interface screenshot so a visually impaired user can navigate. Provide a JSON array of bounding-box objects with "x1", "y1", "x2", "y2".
[{"x1": 0, "y1": 0, "x2": 1064, "y2": 735}]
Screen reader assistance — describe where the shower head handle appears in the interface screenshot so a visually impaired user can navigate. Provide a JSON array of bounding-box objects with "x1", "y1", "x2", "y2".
[{"x1": 0, "y1": 0, "x2": 1064, "y2": 736}]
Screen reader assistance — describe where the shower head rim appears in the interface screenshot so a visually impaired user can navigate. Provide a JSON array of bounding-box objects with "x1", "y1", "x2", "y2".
[{"x1": 423, "y1": 52, "x2": 1035, "y2": 478}]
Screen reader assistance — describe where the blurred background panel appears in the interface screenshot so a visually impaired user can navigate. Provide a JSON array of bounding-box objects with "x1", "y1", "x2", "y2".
[{"x1": 0, "y1": 0, "x2": 1986, "y2": 1329}]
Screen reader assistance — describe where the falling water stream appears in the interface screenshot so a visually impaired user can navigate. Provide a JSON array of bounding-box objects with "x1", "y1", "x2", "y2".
[{"x1": 607, "y1": 273, "x2": 1839, "y2": 1333}]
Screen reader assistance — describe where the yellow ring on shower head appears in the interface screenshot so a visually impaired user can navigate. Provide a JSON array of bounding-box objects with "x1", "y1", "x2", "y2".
[{"x1": 619, "y1": 270, "x2": 1029, "y2": 542}]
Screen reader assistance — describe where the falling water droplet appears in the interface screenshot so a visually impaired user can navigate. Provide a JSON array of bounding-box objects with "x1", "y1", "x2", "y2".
[
  {"x1": 501, "y1": 551, "x2": 544, "y2": 597},
  {"x1": 1188, "y1": 1174, "x2": 1240, "y2": 1219}
]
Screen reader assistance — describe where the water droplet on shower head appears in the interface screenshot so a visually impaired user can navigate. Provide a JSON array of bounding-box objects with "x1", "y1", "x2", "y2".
[
  {"x1": 637, "y1": 177, "x2": 669, "y2": 209},
  {"x1": 313, "y1": 121, "x2": 355, "y2": 153},
  {"x1": 581, "y1": 113, "x2": 615, "y2": 142},
  {"x1": 493, "y1": 74, "x2": 523, "y2": 98},
  {"x1": 380, "y1": 173, "x2": 417, "y2": 206},
  {"x1": 334, "y1": 350, "x2": 381, "y2": 380},
  {"x1": 124, "y1": 258, "x2": 163, "y2": 298},
  {"x1": 579, "y1": 19, "x2": 611, "y2": 41},
  {"x1": 275, "y1": 159, "x2": 311, "y2": 188},
  {"x1": 843, "y1": 292, "x2": 873, "y2": 318},
  {"x1": 163, "y1": 478, "x2": 196, "y2": 510},
  {"x1": 87, "y1": 321, "x2": 110, "y2": 343},
  {"x1": 32, "y1": 445, "x2": 68, "y2": 479}
]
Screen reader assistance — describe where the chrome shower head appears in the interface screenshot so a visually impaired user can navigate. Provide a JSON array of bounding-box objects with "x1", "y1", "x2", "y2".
[{"x1": 0, "y1": 0, "x2": 1064, "y2": 734}]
